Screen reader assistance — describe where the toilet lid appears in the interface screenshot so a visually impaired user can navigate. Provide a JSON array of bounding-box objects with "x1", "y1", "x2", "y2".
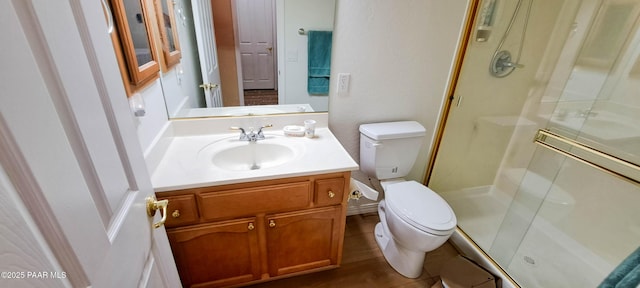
[{"x1": 385, "y1": 181, "x2": 457, "y2": 235}]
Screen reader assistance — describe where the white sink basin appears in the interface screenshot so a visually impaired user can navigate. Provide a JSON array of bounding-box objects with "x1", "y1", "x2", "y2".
[
  {"x1": 211, "y1": 143, "x2": 295, "y2": 171},
  {"x1": 150, "y1": 121, "x2": 360, "y2": 192},
  {"x1": 198, "y1": 135, "x2": 303, "y2": 171}
]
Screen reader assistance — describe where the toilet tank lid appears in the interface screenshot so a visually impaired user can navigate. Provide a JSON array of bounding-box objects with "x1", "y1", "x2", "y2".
[{"x1": 359, "y1": 121, "x2": 426, "y2": 140}]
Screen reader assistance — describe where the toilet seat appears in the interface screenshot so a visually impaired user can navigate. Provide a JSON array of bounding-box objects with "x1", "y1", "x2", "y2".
[{"x1": 385, "y1": 181, "x2": 456, "y2": 236}]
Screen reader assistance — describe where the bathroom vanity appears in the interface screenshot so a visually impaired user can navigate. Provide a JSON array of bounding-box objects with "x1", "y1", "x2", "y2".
[
  {"x1": 158, "y1": 172, "x2": 349, "y2": 287},
  {"x1": 147, "y1": 115, "x2": 358, "y2": 287}
]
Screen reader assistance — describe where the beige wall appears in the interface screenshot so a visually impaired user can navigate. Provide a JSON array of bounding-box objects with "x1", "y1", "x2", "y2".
[{"x1": 329, "y1": 0, "x2": 471, "y2": 185}]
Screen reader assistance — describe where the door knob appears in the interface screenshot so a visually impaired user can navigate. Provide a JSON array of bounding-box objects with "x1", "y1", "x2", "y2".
[
  {"x1": 199, "y1": 83, "x2": 219, "y2": 90},
  {"x1": 266, "y1": 47, "x2": 273, "y2": 54},
  {"x1": 269, "y1": 220, "x2": 276, "y2": 228},
  {"x1": 146, "y1": 195, "x2": 169, "y2": 229}
]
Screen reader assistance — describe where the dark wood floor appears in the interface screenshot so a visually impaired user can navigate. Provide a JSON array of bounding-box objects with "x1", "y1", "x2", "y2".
[
  {"x1": 244, "y1": 90, "x2": 278, "y2": 106},
  {"x1": 248, "y1": 213, "x2": 460, "y2": 288}
]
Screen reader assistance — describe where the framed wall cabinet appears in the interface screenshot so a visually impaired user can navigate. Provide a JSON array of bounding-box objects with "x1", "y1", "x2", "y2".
[
  {"x1": 155, "y1": 0, "x2": 182, "y2": 70},
  {"x1": 109, "y1": 0, "x2": 161, "y2": 94}
]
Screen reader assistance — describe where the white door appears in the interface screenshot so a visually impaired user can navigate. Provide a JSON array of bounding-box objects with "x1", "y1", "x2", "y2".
[
  {"x1": 0, "y1": 1, "x2": 180, "y2": 287},
  {"x1": 193, "y1": 0, "x2": 224, "y2": 108},
  {"x1": 237, "y1": 0, "x2": 277, "y2": 90}
]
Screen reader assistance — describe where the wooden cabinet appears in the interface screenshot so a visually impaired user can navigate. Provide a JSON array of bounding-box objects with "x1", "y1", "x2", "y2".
[
  {"x1": 167, "y1": 218, "x2": 261, "y2": 287},
  {"x1": 266, "y1": 206, "x2": 342, "y2": 277},
  {"x1": 158, "y1": 172, "x2": 350, "y2": 288}
]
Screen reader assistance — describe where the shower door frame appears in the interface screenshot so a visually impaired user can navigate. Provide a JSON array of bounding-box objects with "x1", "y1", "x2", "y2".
[{"x1": 427, "y1": 0, "x2": 640, "y2": 286}]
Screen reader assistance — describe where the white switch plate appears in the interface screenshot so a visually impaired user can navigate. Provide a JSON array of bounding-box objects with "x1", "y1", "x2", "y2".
[
  {"x1": 287, "y1": 50, "x2": 298, "y2": 62},
  {"x1": 337, "y1": 73, "x2": 350, "y2": 96}
]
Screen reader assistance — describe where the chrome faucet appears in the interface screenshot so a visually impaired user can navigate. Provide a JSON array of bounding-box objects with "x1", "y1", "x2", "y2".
[{"x1": 230, "y1": 124, "x2": 273, "y2": 142}]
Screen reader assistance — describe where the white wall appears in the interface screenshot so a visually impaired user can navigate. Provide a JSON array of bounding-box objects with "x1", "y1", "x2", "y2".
[
  {"x1": 132, "y1": 81, "x2": 169, "y2": 154},
  {"x1": 134, "y1": 0, "x2": 204, "y2": 154},
  {"x1": 329, "y1": 0, "x2": 470, "y2": 185}
]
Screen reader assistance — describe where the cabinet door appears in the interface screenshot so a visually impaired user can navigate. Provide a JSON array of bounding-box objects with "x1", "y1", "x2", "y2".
[
  {"x1": 167, "y1": 218, "x2": 261, "y2": 288},
  {"x1": 266, "y1": 206, "x2": 342, "y2": 276}
]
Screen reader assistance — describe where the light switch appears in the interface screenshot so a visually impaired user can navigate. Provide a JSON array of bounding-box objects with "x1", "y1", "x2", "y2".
[
  {"x1": 287, "y1": 50, "x2": 298, "y2": 62},
  {"x1": 337, "y1": 73, "x2": 350, "y2": 96}
]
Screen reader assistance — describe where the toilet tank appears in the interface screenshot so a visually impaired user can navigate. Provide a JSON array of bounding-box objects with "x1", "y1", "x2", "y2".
[{"x1": 359, "y1": 121, "x2": 426, "y2": 180}]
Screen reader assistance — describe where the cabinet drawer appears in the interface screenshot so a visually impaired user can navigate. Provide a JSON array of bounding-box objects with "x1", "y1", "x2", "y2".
[
  {"x1": 199, "y1": 182, "x2": 312, "y2": 220},
  {"x1": 160, "y1": 194, "x2": 199, "y2": 228},
  {"x1": 315, "y1": 178, "x2": 345, "y2": 206}
]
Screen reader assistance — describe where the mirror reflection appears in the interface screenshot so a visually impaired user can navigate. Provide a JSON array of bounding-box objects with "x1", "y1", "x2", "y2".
[
  {"x1": 124, "y1": 0, "x2": 154, "y2": 66},
  {"x1": 547, "y1": 0, "x2": 640, "y2": 166},
  {"x1": 160, "y1": 0, "x2": 177, "y2": 53},
  {"x1": 161, "y1": 0, "x2": 336, "y2": 118},
  {"x1": 156, "y1": 0, "x2": 181, "y2": 69}
]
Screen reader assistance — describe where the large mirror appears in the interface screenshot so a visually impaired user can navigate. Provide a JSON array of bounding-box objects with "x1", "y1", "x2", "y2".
[{"x1": 161, "y1": 0, "x2": 336, "y2": 118}]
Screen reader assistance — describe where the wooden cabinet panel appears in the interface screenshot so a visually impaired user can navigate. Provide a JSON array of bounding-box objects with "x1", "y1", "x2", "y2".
[
  {"x1": 161, "y1": 172, "x2": 351, "y2": 287},
  {"x1": 167, "y1": 218, "x2": 261, "y2": 288},
  {"x1": 199, "y1": 181, "x2": 311, "y2": 220},
  {"x1": 315, "y1": 178, "x2": 345, "y2": 206},
  {"x1": 265, "y1": 206, "x2": 342, "y2": 276},
  {"x1": 160, "y1": 194, "x2": 198, "y2": 228}
]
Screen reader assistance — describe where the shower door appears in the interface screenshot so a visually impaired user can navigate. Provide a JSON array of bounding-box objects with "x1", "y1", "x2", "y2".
[{"x1": 429, "y1": 0, "x2": 640, "y2": 287}]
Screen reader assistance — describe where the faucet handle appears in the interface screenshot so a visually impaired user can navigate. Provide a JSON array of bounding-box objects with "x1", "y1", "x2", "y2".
[
  {"x1": 230, "y1": 126, "x2": 249, "y2": 141},
  {"x1": 230, "y1": 126, "x2": 246, "y2": 132},
  {"x1": 255, "y1": 124, "x2": 272, "y2": 140},
  {"x1": 258, "y1": 124, "x2": 273, "y2": 131},
  {"x1": 257, "y1": 124, "x2": 272, "y2": 134}
]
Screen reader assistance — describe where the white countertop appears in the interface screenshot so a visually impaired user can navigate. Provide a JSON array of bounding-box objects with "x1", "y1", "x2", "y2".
[{"x1": 151, "y1": 126, "x2": 358, "y2": 192}]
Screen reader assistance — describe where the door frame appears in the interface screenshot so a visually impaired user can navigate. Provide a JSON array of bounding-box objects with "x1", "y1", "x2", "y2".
[{"x1": 424, "y1": 0, "x2": 480, "y2": 184}]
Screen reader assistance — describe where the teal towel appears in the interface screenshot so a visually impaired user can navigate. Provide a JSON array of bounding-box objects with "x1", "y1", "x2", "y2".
[
  {"x1": 599, "y1": 246, "x2": 640, "y2": 288},
  {"x1": 307, "y1": 30, "x2": 332, "y2": 95}
]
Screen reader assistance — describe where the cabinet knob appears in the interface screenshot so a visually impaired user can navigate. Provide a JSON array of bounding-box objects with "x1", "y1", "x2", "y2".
[
  {"x1": 269, "y1": 220, "x2": 276, "y2": 228},
  {"x1": 248, "y1": 222, "x2": 255, "y2": 231},
  {"x1": 172, "y1": 210, "x2": 180, "y2": 218},
  {"x1": 328, "y1": 191, "x2": 336, "y2": 198}
]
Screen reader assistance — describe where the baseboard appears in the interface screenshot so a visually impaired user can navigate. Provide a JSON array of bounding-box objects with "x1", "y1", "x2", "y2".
[{"x1": 346, "y1": 202, "x2": 379, "y2": 216}]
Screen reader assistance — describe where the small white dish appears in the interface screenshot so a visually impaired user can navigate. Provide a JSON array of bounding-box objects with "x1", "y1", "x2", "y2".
[{"x1": 283, "y1": 125, "x2": 305, "y2": 137}]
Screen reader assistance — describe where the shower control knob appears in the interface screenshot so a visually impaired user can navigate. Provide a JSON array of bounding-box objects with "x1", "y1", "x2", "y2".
[
  {"x1": 490, "y1": 50, "x2": 523, "y2": 77},
  {"x1": 504, "y1": 61, "x2": 524, "y2": 68}
]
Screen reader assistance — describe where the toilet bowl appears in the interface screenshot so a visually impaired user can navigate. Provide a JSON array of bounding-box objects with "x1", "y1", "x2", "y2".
[
  {"x1": 374, "y1": 180, "x2": 457, "y2": 278},
  {"x1": 358, "y1": 121, "x2": 457, "y2": 278}
]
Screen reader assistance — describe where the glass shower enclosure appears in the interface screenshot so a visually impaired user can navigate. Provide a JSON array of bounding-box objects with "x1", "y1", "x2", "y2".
[{"x1": 429, "y1": 0, "x2": 640, "y2": 287}]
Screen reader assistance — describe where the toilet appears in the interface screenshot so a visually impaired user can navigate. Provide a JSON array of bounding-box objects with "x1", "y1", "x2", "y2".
[{"x1": 359, "y1": 121, "x2": 457, "y2": 278}]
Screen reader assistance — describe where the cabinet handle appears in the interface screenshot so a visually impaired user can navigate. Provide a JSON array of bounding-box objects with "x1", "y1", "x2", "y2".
[
  {"x1": 172, "y1": 210, "x2": 180, "y2": 218},
  {"x1": 328, "y1": 191, "x2": 336, "y2": 198},
  {"x1": 269, "y1": 220, "x2": 276, "y2": 228},
  {"x1": 248, "y1": 222, "x2": 255, "y2": 231}
]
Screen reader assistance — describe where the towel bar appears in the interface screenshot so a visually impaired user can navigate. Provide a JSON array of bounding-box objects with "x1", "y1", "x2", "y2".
[{"x1": 534, "y1": 129, "x2": 640, "y2": 185}]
